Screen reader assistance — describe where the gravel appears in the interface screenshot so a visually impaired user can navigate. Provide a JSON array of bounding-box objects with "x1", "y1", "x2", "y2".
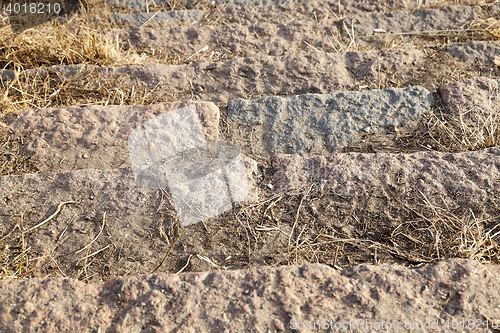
[
  {"x1": 228, "y1": 86, "x2": 433, "y2": 157},
  {"x1": 1, "y1": 259, "x2": 499, "y2": 332}
]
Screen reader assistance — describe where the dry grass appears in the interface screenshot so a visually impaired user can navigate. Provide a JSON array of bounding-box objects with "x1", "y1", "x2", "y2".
[
  {"x1": 0, "y1": 4, "x2": 145, "y2": 71},
  {"x1": 425, "y1": 107, "x2": 500, "y2": 152},
  {"x1": 236, "y1": 183, "x2": 500, "y2": 269}
]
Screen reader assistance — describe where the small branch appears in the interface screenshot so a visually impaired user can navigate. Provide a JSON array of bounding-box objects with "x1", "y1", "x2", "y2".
[{"x1": 25, "y1": 201, "x2": 78, "y2": 233}]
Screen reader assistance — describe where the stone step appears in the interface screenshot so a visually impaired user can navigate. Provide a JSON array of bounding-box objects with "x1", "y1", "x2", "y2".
[
  {"x1": 446, "y1": 40, "x2": 500, "y2": 65},
  {"x1": 94, "y1": 41, "x2": 499, "y2": 106},
  {"x1": 2, "y1": 41, "x2": 498, "y2": 102},
  {"x1": 2, "y1": 101, "x2": 219, "y2": 173},
  {"x1": 228, "y1": 86, "x2": 433, "y2": 160},
  {"x1": 0, "y1": 64, "x2": 98, "y2": 83},
  {"x1": 342, "y1": 5, "x2": 481, "y2": 42},
  {"x1": 440, "y1": 76, "x2": 500, "y2": 123},
  {"x1": 104, "y1": 0, "x2": 476, "y2": 24},
  {"x1": 95, "y1": 48, "x2": 425, "y2": 106},
  {"x1": 271, "y1": 147, "x2": 500, "y2": 214},
  {"x1": 104, "y1": 10, "x2": 204, "y2": 28},
  {"x1": 111, "y1": 19, "x2": 341, "y2": 59},
  {"x1": 110, "y1": 5, "x2": 482, "y2": 60},
  {"x1": 0, "y1": 259, "x2": 498, "y2": 331},
  {"x1": 105, "y1": 0, "x2": 311, "y2": 13}
]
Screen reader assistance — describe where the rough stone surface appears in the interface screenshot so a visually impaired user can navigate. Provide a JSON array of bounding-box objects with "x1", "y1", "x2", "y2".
[
  {"x1": 108, "y1": 10, "x2": 204, "y2": 28},
  {"x1": 2, "y1": 100, "x2": 219, "y2": 173},
  {"x1": 488, "y1": 2, "x2": 500, "y2": 15},
  {"x1": 112, "y1": 19, "x2": 340, "y2": 58},
  {"x1": 0, "y1": 69, "x2": 14, "y2": 82},
  {"x1": 93, "y1": 42, "x2": 500, "y2": 107},
  {"x1": 106, "y1": 0, "x2": 175, "y2": 13},
  {"x1": 0, "y1": 64, "x2": 97, "y2": 82},
  {"x1": 106, "y1": 0, "x2": 311, "y2": 12},
  {"x1": 0, "y1": 259, "x2": 499, "y2": 332},
  {"x1": 446, "y1": 41, "x2": 500, "y2": 65},
  {"x1": 98, "y1": 48, "x2": 424, "y2": 106},
  {"x1": 228, "y1": 86, "x2": 433, "y2": 157},
  {"x1": 439, "y1": 77, "x2": 500, "y2": 123},
  {"x1": 343, "y1": 5, "x2": 479, "y2": 38},
  {"x1": 271, "y1": 148, "x2": 500, "y2": 210}
]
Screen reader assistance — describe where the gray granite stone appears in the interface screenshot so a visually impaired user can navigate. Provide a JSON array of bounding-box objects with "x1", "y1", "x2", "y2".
[
  {"x1": 446, "y1": 41, "x2": 500, "y2": 65},
  {"x1": 228, "y1": 86, "x2": 433, "y2": 157},
  {"x1": 109, "y1": 10, "x2": 203, "y2": 28},
  {"x1": 343, "y1": 5, "x2": 479, "y2": 38}
]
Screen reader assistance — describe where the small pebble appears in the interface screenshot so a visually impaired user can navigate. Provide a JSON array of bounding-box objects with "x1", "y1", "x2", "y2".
[
  {"x1": 84, "y1": 216, "x2": 91, "y2": 220},
  {"x1": 90, "y1": 195, "x2": 95, "y2": 200}
]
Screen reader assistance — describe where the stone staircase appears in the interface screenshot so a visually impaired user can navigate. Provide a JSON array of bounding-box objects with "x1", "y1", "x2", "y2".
[{"x1": 1, "y1": 0, "x2": 500, "y2": 331}]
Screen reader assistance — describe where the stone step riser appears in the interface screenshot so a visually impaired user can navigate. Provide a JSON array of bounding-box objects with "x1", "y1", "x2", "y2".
[
  {"x1": 110, "y1": 5, "x2": 482, "y2": 57},
  {"x1": 271, "y1": 148, "x2": 500, "y2": 212},
  {"x1": 229, "y1": 86, "x2": 434, "y2": 159},
  {"x1": 3, "y1": 41, "x2": 498, "y2": 107},
  {"x1": 107, "y1": 10, "x2": 204, "y2": 28},
  {"x1": 0, "y1": 260, "x2": 498, "y2": 332},
  {"x1": 2, "y1": 101, "x2": 219, "y2": 173}
]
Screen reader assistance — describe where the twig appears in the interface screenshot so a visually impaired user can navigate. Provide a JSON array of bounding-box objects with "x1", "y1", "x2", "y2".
[
  {"x1": 18, "y1": 213, "x2": 25, "y2": 277},
  {"x1": 151, "y1": 217, "x2": 186, "y2": 274},
  {"x1": 187, "y1": 45, "x2": 209, "y2": 60},
  {"x1": 25, "y1": 201, "x2": 78, "y2": 233},
  {"x1": 175, "y1": 254, "x2": 193, "y2": 274},
  {"x1": 139, "y1": 10, "x2": 160, "y2": 28},
  {"x1": 288, "y1": 184, "x2": 314, "y2": 247},
  {"x1": 196, "y1": 254, "x2": 227, "y2": 269},
  {"x1": 236, "y1": 215, "x2": 252, "y2": 262},
  {"x1": 76, "y1": 245, "x2": 110, "y2": 261}
]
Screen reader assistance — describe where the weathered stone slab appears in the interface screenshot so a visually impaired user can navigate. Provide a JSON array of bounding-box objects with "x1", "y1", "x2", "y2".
[
  {"x1": 2, "y1": 101, "x2": 219, "y2": 173},
  {"x1": 228, "y1": 86, "x2": 433, "y2": 157},
  {"x1": 446, "y1": 41, "x2": 500, "y2": 65},
  {"x1": 439, "y1": 77, "x2": 500, "y2": 123},
  {"x1": 97, "y1": 48, "x2": 424, "y2": 106},
  {"x1": 1, "y1": 259, "x2": 499, "y2": 332},
  {"x1": 342, "y1": 5, "x2": 479, "y2": 39},
  {"x1": 211, "y1": 0, "x2": 481, "y2": 27},
  {"x1": 0, "y1": 69, "x2": 14, "y2": 82},
  {"x1": 108, "y1": 10, "x2": 203, "y2": 28},
  {"x1": 271, "y1": 148, "x2": 500, "y2": 209},
  {"x1": 106, "y1": 0, "x2": 311, "y2": 12},
  {"x1": 488, "y1": 2, "x2": 500, "y2": 15},
  {"x1": 112, "y1": 19, "x2": 340, "y2": 58},
  {"x1": 0, "y1": 64, "x2": 97, "y2": 83}
]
